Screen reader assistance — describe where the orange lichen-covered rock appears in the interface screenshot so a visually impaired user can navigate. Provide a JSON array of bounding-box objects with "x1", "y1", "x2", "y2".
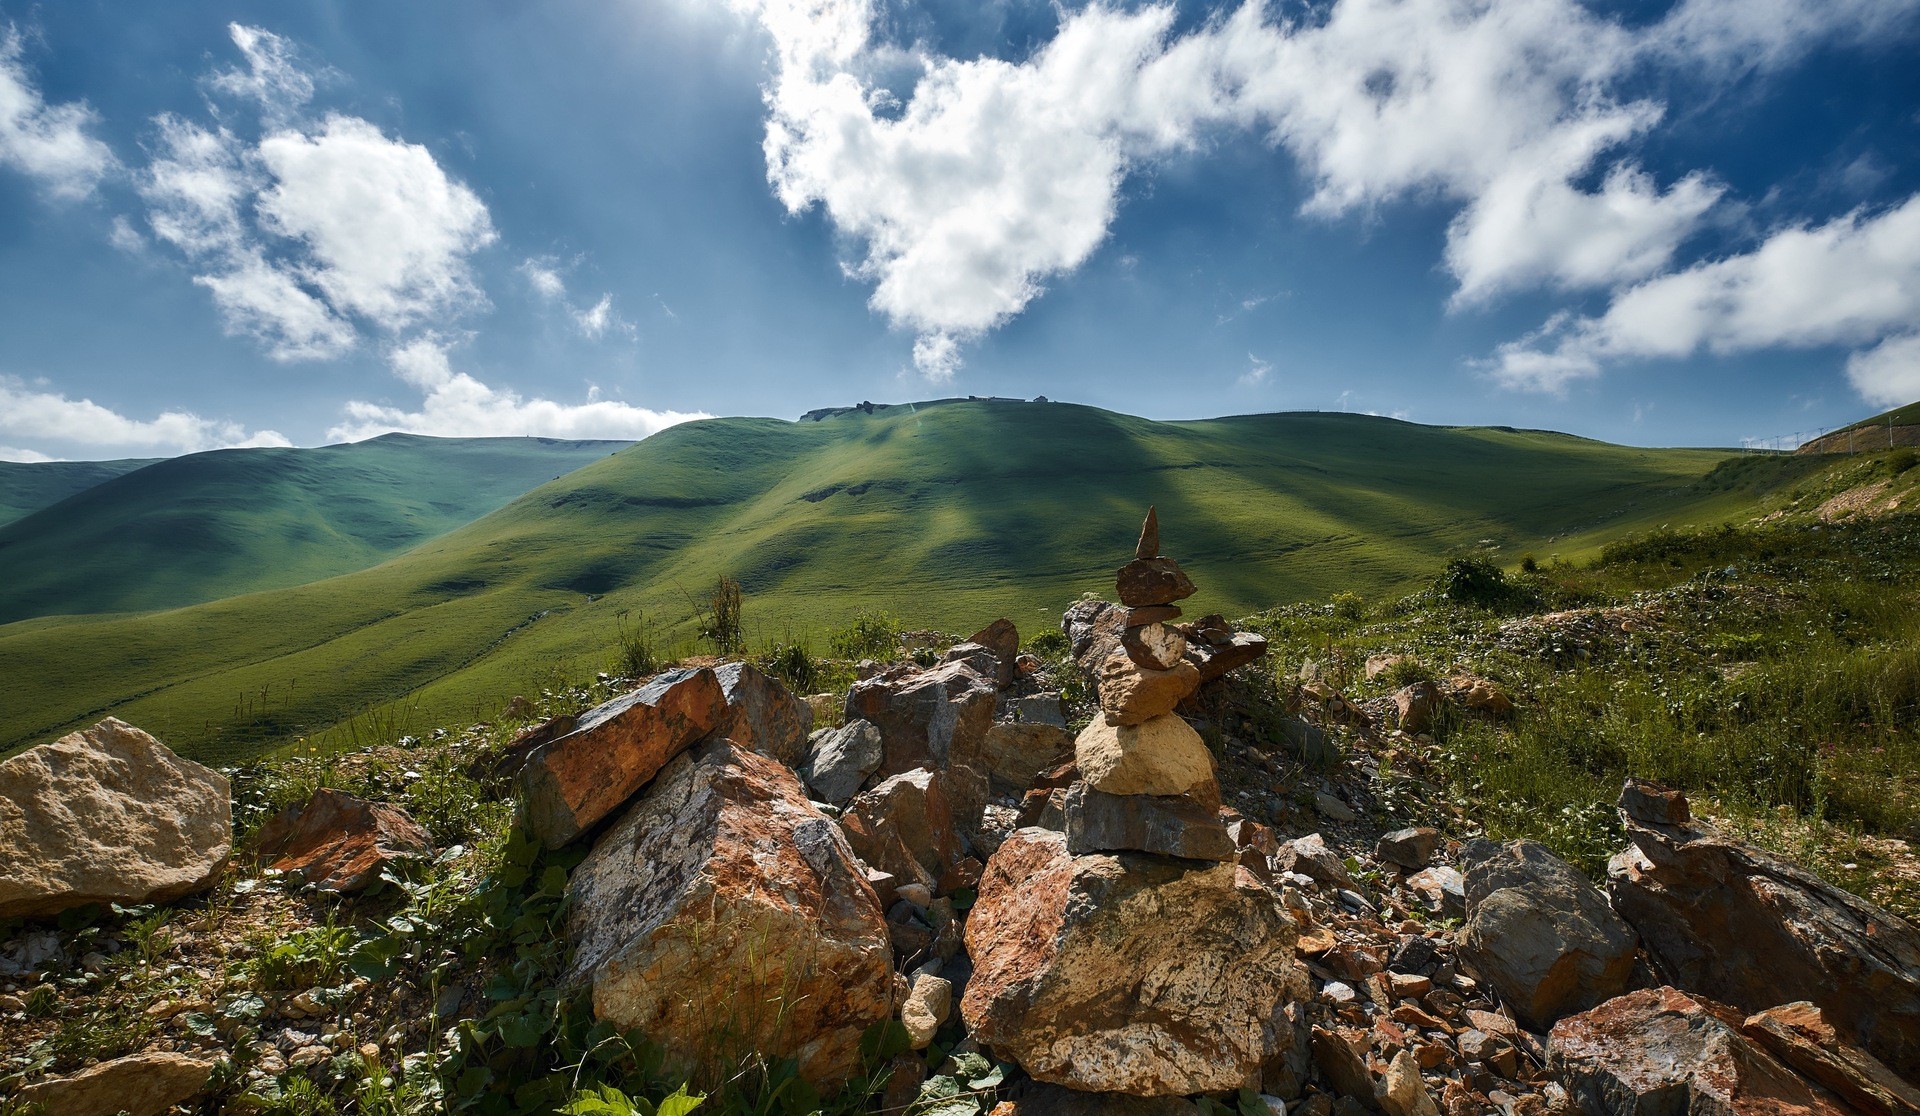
[
  {"x1": 566, "y1": 739, "x2": 893, "y2": 1087},
  {"x1": 255, "y1": 788, "x2": 431, "y2": 893},
  {"x1": 962, "y1": 828, "x2": 1307, "y2": 1096},
  {"x1": 519, "y1": 667, "x2": 726, "y2": 847}
]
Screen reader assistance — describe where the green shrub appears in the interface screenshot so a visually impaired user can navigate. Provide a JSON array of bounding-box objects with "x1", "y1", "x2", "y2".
[
  {"x1": 1436, "y1": 556, "x2": 1510, "y2": 607},
  {"x1": 1886, "y1": 447, "x2": 1917, "y2": 476},
  {"x1": 828, "y1": 608, "x2": 901, "y2": 661}
]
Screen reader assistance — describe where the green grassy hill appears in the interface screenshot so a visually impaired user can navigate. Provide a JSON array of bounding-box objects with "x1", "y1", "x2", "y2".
[
  {"x1": 0, "y1": 434, "x2": 628, "y2": 623},
  {"x1": 0, "y1": 402, "x2": 1805, "y2": 763},
  {"x1": 0, "y1": 457, "x2": 159, "y2": 527}
]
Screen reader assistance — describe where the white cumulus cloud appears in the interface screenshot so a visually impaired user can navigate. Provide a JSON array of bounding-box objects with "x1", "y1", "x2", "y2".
[
  {"x1": 328, "y1": 337, "x2": 706, "y2": 442},
  {"x1": 741, "y1": 0, "x2": 1916, "y2": 380},
  {"x1": 0, "y1": 26, "x2": 115, "y2": 198},
  {"x1": 0, "y1": 376, "x2": 290, "y2": 456},
  {"x1": 1487, "y1": 193, "x2": 1920, "y2": 394},
  {"x1": 136, "y1": 29, "x2": 495, "y2": 362}
]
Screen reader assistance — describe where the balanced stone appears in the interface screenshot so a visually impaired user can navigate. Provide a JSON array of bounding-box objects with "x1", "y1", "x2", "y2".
[
  {"x1": 1122, "y1": 622, "x2": 1188, "y2": 672},
  {"x1": 1063, "y1": 782, "x2": 1233, "y2": 861},
  {"x1": 1097, "y1": 653, "x2": 1201, "y2": 725},
  {"x1": 1116, "y1": 556, "x2": 1197, "y2": 608},
  {"x1": 1135, "y1": 505, "x2": 1160, "y2": 559},
  {"x1": 1075, "y1": 714, "x2": 1214, "y2": 797}
]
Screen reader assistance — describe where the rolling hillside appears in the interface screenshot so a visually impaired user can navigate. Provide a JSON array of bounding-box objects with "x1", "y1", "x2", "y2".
[
  {"x1": 0, "y1": 402, "x2": 1798, "y2": 763},
  {"x1": 0, "y1": 456, "x2": 159, "y2": 527},
  {"x1": 0, "y1": 434, "x2": 629, "y2": 623}
]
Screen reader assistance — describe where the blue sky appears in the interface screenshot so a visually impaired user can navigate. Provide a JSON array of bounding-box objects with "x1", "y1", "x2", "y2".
[{"x1": 1, "y1": 0, "x2": 1917, "y2": 460}]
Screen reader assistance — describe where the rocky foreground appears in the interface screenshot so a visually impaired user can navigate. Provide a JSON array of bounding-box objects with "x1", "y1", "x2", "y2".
[{"x1": 2, "y1": 510, "x2": 1919, "y2": 1115}]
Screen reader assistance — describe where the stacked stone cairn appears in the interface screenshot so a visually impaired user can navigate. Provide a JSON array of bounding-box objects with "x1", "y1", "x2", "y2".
[
  {"x1": 961, "y1": 508, "x2": 1311, "y2": 1098},
  {"x1": 1067, "y1": 506, "x2": 1233, "y2": 861}
]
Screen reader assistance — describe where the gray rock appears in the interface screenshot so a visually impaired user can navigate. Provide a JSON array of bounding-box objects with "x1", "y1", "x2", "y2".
[
  {"x1": 800, "y1": 719, "x2": 884, "y2": 805},
  {"x1": 1457, "y1": 838, "x2": 1639, "y2": 1032},
  {"x1": 1608, "y1": 779, "x2": 1920, "y2": 1080},
  {"x1": 1063, "y1": 782, "x2": 1234, "y2": 861},
  {"x1": 1001, "y1": 691, "x2": 1068, "y2": 728},
  {"x1": 712, "y1": 660, "x2": 813, "y2": 768},
  {"x1": 1375, "y1": 826, "x2": 1442, "y2": 870}
]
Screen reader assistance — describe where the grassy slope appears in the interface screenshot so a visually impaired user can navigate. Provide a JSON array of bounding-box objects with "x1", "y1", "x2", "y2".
[
  {"x1": 0, "y1": 434, "x2": 628, "y2": 623},
  {"x1": 0, "y1": 457, "x2": 159, "y2": 527},
  {"x1": 0, "y1": 402, "x2": 1779, "y2": 763},
  {"x1": 1835, "y1": 399, "x2": 1920, "y2": 433}
]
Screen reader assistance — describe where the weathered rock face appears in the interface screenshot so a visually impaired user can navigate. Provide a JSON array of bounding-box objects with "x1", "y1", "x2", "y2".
[
  {"x1": 978, "y1": 720, "x2": 1076, "y2": 796},
  {"x1": 13, "y1": 1051, "x2": 216, "y2": 1116},
  {"x1": 1549, "y1": 987, "x2": 1856, "y2": 1116},
  {"x1": 1074, "y1": 715, "x2": 1215, "y2": 797},
  {"x1": 1183, "y1": 630, "x2": 1271, "y2": 685},
  {"x1": 1374, "y1": 827, "x2": 1441, "y2": 870},
  {"x1": 1276, "y1": 833, "x2": 1356, "y2": 890},
  {"x1": 711, "y1": 661, "x2": 812, "y2": 769},
  {"x1": 799, "y1": 719, "x2": 884, "y2": 805},
  {"x1": 969, "y1": 618, "x2": 1020, "y2": 685},
  {"x1": 0, "y1": 718, "x2": 231, "y2": 920},
  {"x1": 567, "y1": 739, "x2": 894, "y2": 1087},
  {"x1": 1122, "y1": 622, "x2": 1189, "y2": 671},
  {"x1": 1063, "y1": 599, "x2": 1127, "y2": 679},
  {"x1": 1607, "y1": 780, "x2": 1920, "y2": 1080},
  {"x1": 1392, "y1": 682, "x2": 1441, "y2": 735},
  {"x1": 1062, "y1": 782, "x2": 1233, "y2": 861},
  {"x1": 1740, "y1": 1002, "x2": 1920, "y2": 1116},
  {"x1": 1457, "y1": 838, "x2": 1639, "y2": 1033},
  {"x1": 839, "y1": 768, "x2": 966, "y2": 893},
  {"x1": 520, "y1": 668, "x2": 726, "y2": 848},
  {"x1": 844, "y1": 660, "x2": 998, "y2": 783},
  {"x1": 1097, "y1": 654, "x2": 1203, "y2": 726},
  {"x1": 254, "y1": 788, "x2": 432, "y2": 893},
  {"x1": 962, "y1": 828, "x2": 1308, "y2": 1095}
]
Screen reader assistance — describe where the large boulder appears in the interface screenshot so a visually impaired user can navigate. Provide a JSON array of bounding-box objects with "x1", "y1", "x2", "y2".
[
  {"x1": 1074, "y1": 714, "x2": 1215, "y2": 797},
  {"x1": 968, "y1": 618, "x2": 1021, "y2": 685},
  {"x1": 254, "y1": 788, "x2": 432, "y2": 893},
  {"x1": 843, "y1": 660, "x2": 997, "y2": 782},
  {"x1": 519, "y1": 668, "x2": 727, "y2": 847},
  {"x1": 799, "y1": 719, "x2": 884, "y2": 806},
  {"x1": 1063, "y1": 599, "x2": 1127, "y2": 679},
  {"x1": 567, "y1": 739, "x2": 894, "y2": 1087},
  {"x1": 1456, "y1": 838, "x2": 1638, "y2": 1032},
  {"x1": 978, "y1": 720, "x2": 1076, "y2": 795},
  {"x1": 1607, "y1": 780, "x2": 1920, "y2": 1080},
  {"x1": 1549, "y1": 987, "x2": 1858, "y2": 1116},
  {"x1": 838, "y1": 768, "x2": 966, "y2": 893},
  {"x1": 962, "y1": 828, "x2": 1308, "y2": 1095},
  {"x1": 1741, "y1": 1002, "x2": 1920, "y2": 1116},
  {"x1": 13, "y1": 1051, "x2": 216, "y2": 1116},
  {"x1": 0, "y1": 718, "x2": 231, "y2": 919},
  {"x1": 711, "y1": 661, "x2": 812, "y2": 768}
]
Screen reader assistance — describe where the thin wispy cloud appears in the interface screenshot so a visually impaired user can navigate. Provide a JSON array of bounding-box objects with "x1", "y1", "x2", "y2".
[{"x1": 0, "y1": 26, "x2": 115, "y2": 199}]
